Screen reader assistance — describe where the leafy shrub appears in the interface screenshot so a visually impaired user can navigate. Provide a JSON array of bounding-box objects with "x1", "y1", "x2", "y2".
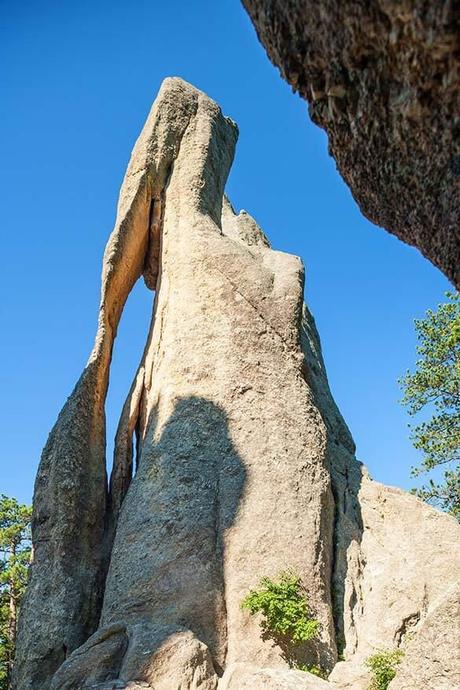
[
  {"x1": 365, "y1": 649, "x2": 404, "y2": 690},
  {"x1": 241, "y1": 571, "x2": 320, "y2": 644},
  {"x1": 295, "y1": 663, "x2": 328, "y2": 679}
]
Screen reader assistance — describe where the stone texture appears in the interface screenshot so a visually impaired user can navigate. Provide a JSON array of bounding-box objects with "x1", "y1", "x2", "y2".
[
  {"x1": 14, "y1": 76, "x2": 205, "y2": 690},
  {"x1": 49, "y1": 624, "x2": 128, "y2": 690},
  {"x1": 219, "y1": 663, "x2": 331, "y2": 689},
  {"x1": 298, "y1": 291, "x2": 460, "y2": 688},
  {"x1": 327, "y1": 661, "x2": 370, "y2": 690},
  {"x1": 388, "y1": 583, "x2": 460, "y2": 690},
  {"x1": 101, "y1": 80, "x2": 337, "y2": 673},
  {"x1": 334, "y1": 477, "x2": 460, "y2": 662},
  {"x1": 242, "y1": 0, "x2": 460, "y2": 288},
  {"x1": 15, "y1": 78, "x2": 337, "y2": 688},
  {"x1": 119, "y1": 626, "x2": 218, "y2": 690},
  {"x1": 15, "y1": 77, "x2": 460, "y2": 690}
]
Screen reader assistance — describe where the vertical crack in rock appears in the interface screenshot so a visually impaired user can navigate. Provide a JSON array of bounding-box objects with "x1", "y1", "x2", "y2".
[
  {"x1": 299, "y1": 304, "x2": 359, "y2": 660},
  {"x1": 107, "y1": 166, "x2": 171, "y2": 550},
  {"x1": 106, "y1": 364, "x2": 146, "y2": 544},
  {"x1": 143, "y1": 196, "x2": 162, "y2": 290}
]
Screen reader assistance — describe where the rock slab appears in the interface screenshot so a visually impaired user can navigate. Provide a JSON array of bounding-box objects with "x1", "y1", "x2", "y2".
[{"x1": 242, "y1": 0, "x2": 460, "y2": 287}]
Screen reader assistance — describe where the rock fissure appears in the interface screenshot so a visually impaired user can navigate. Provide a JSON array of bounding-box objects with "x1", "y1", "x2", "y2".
[{"x1": 212, "y1": 469, "x2": 229, "y2": 677}]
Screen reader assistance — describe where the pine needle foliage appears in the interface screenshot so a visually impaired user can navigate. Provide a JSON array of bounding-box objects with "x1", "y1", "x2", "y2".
[
  {"x1": 0, "y1": 495, "x2": 32, "y2": 690},
  {"x1": 399, "y1": 291, "x2": 460, "y2": 518}
]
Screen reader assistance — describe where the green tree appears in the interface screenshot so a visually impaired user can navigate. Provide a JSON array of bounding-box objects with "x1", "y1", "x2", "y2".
[
  {"x1": 399, "y1": 292, "x2": 460, "y2": 518},
  {"x1": 0, "y1": 495, "x2": 32, "y2": 689}
]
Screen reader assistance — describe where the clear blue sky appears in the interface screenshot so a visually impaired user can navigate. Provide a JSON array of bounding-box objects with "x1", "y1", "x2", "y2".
[{"x1": 1, "y1": 0, "x2": 451, "y2": 505}]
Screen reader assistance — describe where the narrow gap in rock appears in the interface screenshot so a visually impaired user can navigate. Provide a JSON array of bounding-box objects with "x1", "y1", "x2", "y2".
[
  {"x1": 105, "y1": 278, "x2": 154, "y2": 476},
  {"x1": 143, "y1": 196, "x2": 161, "y2": 289},
  {"x1": 133, "y1": 416, "x2": 142, "y2": 474}
]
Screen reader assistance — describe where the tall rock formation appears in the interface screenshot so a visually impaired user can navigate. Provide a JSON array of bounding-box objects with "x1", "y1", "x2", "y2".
[
  {"x1": 242, "y1": 0, "x2": 460, "y2": 288},
  {"x1": 14, "y1": 78, "x2": 460, "y2": 690}
]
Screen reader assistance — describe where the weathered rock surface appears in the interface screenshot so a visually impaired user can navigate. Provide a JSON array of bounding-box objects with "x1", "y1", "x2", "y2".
[
  {"x1": 49, "y1": 624, "x2": 128, "y2": 690},
  {"x1": 99, "y1": 77, "x2": 337, "y2": 674},
  {"x1": 16, "y1": 78, "x2": 336, "y2": 688},
  {"x1": 119, "y1": 626, "x2": 218, "y2": 690},
  {"x1": 300, "y1": 294, "x2": 460, "y2": 689},
  {"x1": 327, "y1": 480, "x2": 460, "y2": 689},
  {"x1": 335, "y1": 477, "x2": 460, "y2": 662},
  {"x1": 219, "y1": 663, "x2": 331, "y2": 689},
  {"x1": 388, "y1": 583, "x2": 460, "y2": 690},
  {"x1": 14, "y1": 76, "x2": 206, "y2": 690},
  {"x1": 54, "y1": 624, "x2": 219, "y2": 690},
  {"x1": 15, "y1": 77, "x2": 460, "y2": 690},
  {"x1": 242, "y1": 0, "x2": 460, "y2": 287}
]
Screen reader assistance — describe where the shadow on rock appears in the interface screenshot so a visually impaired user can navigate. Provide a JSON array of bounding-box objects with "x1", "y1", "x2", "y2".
[{"x1": 51, "y1": 396, "x2": 246, "y2": 688}]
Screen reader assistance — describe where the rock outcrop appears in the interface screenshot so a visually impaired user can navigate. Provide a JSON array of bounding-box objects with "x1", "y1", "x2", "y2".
[
  {"x1": 219, "y1": 663, "x2": 331, "y2": 689},
  {"x1": 299, "y1": 293, "x2": 460, "y2": 690},
  {"x1": 242, "y1": 0, "x2": 460, "y2": 288},
  {"x1": 388, "y1": 583, "x2": 460, "y2": 690},
  {"x1": 14, "y1": 78, "x2": 460, "y2": 690}
]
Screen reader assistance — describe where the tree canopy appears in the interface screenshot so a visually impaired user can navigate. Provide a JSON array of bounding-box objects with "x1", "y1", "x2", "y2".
[
  {"x1": 0, "y1": 495, "x2": 32, "y2": 689},
  {"x1": 399, "y1": 292, "x2": 460, "y2": 518}
]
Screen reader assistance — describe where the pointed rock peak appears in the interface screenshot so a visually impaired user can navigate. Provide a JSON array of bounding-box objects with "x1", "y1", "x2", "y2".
[{"x1": 14, "y1": 78, "x2": 460, "y2": 690}]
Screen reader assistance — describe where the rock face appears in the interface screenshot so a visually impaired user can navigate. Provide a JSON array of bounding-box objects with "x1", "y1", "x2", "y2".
[
  {"x1": 242, "y1": 0, "x2": 460, "y2": 288},
  {"x1": 327, "y1": 481, "x2": 460, "y2": 690},
  {"x1": 14, "y1": 78, "x2": 460, "y2": 690},
  {"x1": 298, "y1": 285, "x2": 460, "y2": 690},
  {"x1": 333, "y1": 477, "x2": 460, "y2": 662},
  {"x1": 388, "y1": 583, "x2": 460, "y2": 690},
  {"x1": 219, "y1": 663, "x2": 331, "y2": 689}
]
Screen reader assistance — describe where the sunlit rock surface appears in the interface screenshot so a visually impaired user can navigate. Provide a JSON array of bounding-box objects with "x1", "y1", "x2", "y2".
[{"x1": 14, "y1": 78, "x2": 460, "y2": 690}]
